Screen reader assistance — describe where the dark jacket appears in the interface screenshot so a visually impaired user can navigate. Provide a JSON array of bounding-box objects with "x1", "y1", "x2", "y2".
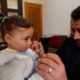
[{"x1": 56, "y1": 37, "x2": 80, "y2": 80}]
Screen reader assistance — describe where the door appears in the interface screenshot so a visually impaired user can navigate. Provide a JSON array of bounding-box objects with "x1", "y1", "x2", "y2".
[{"x1": 24, "y1": 2, "x2": 43, "y2": 41}]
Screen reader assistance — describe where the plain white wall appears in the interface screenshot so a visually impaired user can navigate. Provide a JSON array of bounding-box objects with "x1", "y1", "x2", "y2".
[{"x1": 43, "y1": 0, "x2": 80, "y2": 37}]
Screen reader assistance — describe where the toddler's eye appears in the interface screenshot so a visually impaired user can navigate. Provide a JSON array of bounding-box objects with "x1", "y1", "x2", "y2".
[{"x1": 25, "y1": 38, "x2": 28, "y2": 41}]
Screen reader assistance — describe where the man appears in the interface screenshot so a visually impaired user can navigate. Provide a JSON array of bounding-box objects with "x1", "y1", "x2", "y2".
[
  {"x1": 57, "y1": 6, "x2": 80, "y2": 80},
  {"x1": 37, "y1": 6, "x2": 80, "y2": 80}
]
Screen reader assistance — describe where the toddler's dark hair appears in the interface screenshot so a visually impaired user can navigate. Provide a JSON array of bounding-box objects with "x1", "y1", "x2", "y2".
[{"x1": 0, "y1": 15, "x2": 33, "y2": 40}]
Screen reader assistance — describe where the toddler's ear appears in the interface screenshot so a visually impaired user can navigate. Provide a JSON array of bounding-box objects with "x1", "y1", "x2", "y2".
[{"x1": 4, "y1": 34, "x2": 12, "y2": 44}]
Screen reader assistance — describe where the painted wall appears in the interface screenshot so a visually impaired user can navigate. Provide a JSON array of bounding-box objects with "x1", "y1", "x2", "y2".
[{"x1": 42, "y1": 0, "x2": 80, "y2": 37}]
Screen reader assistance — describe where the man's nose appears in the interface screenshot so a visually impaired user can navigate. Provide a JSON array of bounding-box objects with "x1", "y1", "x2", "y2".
[{"x1": 73, "y1": 31, "x2": 80, "y2": 40}]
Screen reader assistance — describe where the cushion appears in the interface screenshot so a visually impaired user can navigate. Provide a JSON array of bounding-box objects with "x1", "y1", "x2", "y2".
[{"x1": 48, "y1": 35, "x2": 68, "y2": 49}]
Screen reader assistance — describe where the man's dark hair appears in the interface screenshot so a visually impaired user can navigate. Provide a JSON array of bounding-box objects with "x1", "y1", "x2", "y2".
[
  {"x1": 71, "y1": 6, "x2": 80, "y2": 20},
  {"x1": 0, "y1": 15, "x2": 33, "y2": 40}
]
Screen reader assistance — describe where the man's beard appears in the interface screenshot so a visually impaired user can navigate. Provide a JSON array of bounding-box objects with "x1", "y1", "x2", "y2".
[
  {"x1": 71, "y1": 35, "x2": 80, "y2": 47},
  {"x1": 75, "y1": 39, "x2": 80, "y2": 47}
]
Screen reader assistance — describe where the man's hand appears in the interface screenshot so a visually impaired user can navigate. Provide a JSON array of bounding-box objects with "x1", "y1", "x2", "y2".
[{"x1": 37, "y1": 53, "x2": 68, "y2": 80}]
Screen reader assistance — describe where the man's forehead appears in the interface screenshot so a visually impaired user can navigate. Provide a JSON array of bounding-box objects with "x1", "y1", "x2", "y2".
[
  {"x1": 71, "y1": 19, "x2": 80, "y2": 24},
  {"x1": 71, "y1": 19, "x2": 80, "y2": 28}
]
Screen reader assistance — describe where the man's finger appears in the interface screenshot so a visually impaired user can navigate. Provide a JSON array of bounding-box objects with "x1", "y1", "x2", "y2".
[{"x1": 46, "y1": 53, "x2": 63, "y2": 65}]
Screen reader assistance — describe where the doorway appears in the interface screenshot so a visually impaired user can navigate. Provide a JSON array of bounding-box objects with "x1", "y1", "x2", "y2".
[{"x1": 24, "y1": 2, "x2": 43, "y2": 41}]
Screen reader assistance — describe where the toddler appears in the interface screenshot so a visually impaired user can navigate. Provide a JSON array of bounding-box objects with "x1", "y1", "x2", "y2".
[{"x1": 0, "y1": 15, "x2": 44, "y2": 80}]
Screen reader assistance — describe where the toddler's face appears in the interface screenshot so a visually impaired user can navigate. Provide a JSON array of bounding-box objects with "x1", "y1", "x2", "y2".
[{"x1": 7, "y1": 27, "x2": 34, "y2": 52}]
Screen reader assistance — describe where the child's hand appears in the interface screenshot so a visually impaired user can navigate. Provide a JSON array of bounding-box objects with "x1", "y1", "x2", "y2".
[{"x1": 32, "y1": 41, "x2": 44, "y2": 57}]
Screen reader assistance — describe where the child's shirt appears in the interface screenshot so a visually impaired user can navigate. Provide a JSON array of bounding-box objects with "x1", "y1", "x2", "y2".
[
  {"x1": 19, "y1": 49, "x2": 38, "y2": 73},
  {"x1": 0, "y1": 48, "x2": 44, "y2": 80}
]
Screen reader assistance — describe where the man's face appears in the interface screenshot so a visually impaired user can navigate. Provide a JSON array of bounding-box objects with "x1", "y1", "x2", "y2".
[{"x1": 70, "y1": 19, "x2": 80, "y2": 47}]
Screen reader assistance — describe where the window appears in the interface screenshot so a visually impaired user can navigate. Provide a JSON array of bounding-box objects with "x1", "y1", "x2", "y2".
[{"x1": 0, "y1": 0, "x2": 23, "y2": 16}]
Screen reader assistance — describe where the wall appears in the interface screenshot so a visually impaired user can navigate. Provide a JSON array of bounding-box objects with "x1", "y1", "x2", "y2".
[{"x1": 43, "y1": 0, "x2": 80, "y2": 37}]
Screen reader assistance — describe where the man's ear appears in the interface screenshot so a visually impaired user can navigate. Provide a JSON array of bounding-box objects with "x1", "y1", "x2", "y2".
[{"x1": 4, "y1": 34, "x2": 12, "y2": 44}]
